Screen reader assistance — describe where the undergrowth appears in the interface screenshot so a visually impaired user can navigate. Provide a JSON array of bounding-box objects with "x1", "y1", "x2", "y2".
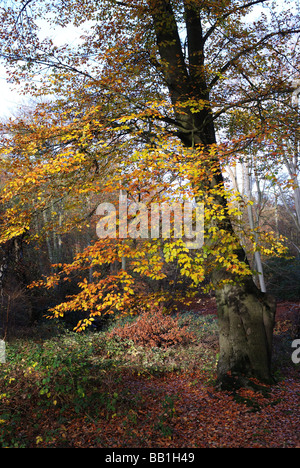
[
  {"x1": 0, "y1": 310, "x2": 218, "y2": 447},
  {"x1": 0, "y1": 307, "x2": 297, "y2": 448}
]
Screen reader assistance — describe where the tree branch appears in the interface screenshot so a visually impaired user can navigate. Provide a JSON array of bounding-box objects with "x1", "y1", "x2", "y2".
[
  {"x1": 209, "y1": 28, "x2": 300, "y2": 89},
  {"x1": 148, "y1": 0, "x2": 190, "y2": 104},
  {"x1": 0, "y1": 52, "x2": 95, "y2": 81},
  {"x1": 203, "y1": 0, "x2": 272, "y2": 43}
]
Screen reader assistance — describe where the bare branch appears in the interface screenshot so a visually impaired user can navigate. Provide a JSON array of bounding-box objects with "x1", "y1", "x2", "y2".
[
  {"x1": 210, "y1": 28, "x2": 300, "y2": 89},
  {"x1": 203, "y1": 0, "x2": 272, "y2": 43}
]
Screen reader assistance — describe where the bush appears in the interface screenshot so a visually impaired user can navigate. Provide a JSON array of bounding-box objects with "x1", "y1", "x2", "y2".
[{"x1": 107, "y1": 306, "x2": 195, "y2": 349}]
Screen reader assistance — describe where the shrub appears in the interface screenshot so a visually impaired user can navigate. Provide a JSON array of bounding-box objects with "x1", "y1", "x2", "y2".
[{"x1": 107, "y1": 306, "x2": 195, "y2": 349}]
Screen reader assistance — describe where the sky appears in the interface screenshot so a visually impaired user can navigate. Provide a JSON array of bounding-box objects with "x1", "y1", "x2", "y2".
[{"x1": 0, "y1": 70, "x2": 22, "y2": 119}]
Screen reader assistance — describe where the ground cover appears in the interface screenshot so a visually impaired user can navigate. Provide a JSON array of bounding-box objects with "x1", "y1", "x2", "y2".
[{"x1": 0, "y1": 300, "x2": 299, "y2": 448}]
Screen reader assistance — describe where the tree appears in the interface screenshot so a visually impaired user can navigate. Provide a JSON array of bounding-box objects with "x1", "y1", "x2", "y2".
[
  {"x1": 0, "y1": 0, "x2": 299, "y2": 388},
  {"x1": 273, "y1": 79, "x2": 300, "y2": 235}
]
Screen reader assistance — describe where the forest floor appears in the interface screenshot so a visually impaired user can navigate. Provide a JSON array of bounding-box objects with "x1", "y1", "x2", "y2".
[{"x1": 0, "y1": 298, "x2": 299, "y2": 448}]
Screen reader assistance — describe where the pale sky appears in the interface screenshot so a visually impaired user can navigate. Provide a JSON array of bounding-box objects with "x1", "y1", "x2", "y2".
[{"x1": 0, "y1": 68, "x2": 25, "y2": 119}]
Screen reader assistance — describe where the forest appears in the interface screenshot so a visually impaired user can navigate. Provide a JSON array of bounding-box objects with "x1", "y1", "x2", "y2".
[{"x1": 0, "y1": 0, "x2": 299, "y2": 449}]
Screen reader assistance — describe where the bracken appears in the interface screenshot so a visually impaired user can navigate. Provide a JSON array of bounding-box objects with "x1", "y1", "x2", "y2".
[{"x1": 107, "y1": 306, "x2": 195, "y2": 349}]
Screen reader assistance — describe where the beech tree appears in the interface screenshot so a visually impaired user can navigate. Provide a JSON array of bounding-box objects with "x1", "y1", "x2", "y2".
[{"x1": 0, "y1": 0, "x2": 299, "y2": 388}]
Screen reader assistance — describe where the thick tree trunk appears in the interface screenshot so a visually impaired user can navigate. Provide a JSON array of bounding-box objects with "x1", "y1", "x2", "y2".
[{"x1": 213, "y1": 274, "x2": 276, "y2": 389}]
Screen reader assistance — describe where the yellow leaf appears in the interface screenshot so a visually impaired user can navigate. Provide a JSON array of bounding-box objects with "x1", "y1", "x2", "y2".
[{"x1": 36, "y1": 436, "x2": 43, "y2": 445}]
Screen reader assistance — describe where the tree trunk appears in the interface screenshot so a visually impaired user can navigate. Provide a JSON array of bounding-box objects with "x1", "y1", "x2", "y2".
[
  {"x1": 213, "y1": 273, "x2": 276, "y2": 389},
  {"x1": 243, "y1": 159, "x2": 267, "y2": 293},
  {"x1": 149, "y1": 0, "x2": 277, "y2": 388}
]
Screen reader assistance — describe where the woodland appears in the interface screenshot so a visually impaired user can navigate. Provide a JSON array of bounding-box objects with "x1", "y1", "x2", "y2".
[{"x1": 0, "y1": 0, "x2": 299, "y2": 449}]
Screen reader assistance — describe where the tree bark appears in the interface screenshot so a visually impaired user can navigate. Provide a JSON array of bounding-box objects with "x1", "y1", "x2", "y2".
[
  {"x1": 213, "y1": 271, "x2": 276, "y2": 388},
  {"x1": 149, "y1": 0, "x2": 276, "y2": 388}
]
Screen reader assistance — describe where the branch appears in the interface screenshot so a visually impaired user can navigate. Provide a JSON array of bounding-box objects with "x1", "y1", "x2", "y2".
[
  {"x1": 0, "y1": 52, "x2": 95, "y2": 81},
  {"x1": 148, "y1": 0, "x2": 190, "y2": 103},
  {"x1": 16, "y1": 0, "x2": 35, "y2": 21},
  {"x1": 209, "y1": 28, "x2": 300, "y2": 89},
  {"x1": 203, "y1": 0, "x2": 272, "y2": 43},
  {"x1": 213, "y1": 83, "x2": 295, "y2": 120}
]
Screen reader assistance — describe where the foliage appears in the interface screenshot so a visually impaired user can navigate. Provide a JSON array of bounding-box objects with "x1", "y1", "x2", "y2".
[
  {"x1": 0, "y1": 0, "x2": 296, "y2": 325},
  {"x1": 107, "y1": 305, "x2": 195, "y2": 348},
  {"x1": 0, "y1": 308, "x2": 298, "y2": 448}
]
